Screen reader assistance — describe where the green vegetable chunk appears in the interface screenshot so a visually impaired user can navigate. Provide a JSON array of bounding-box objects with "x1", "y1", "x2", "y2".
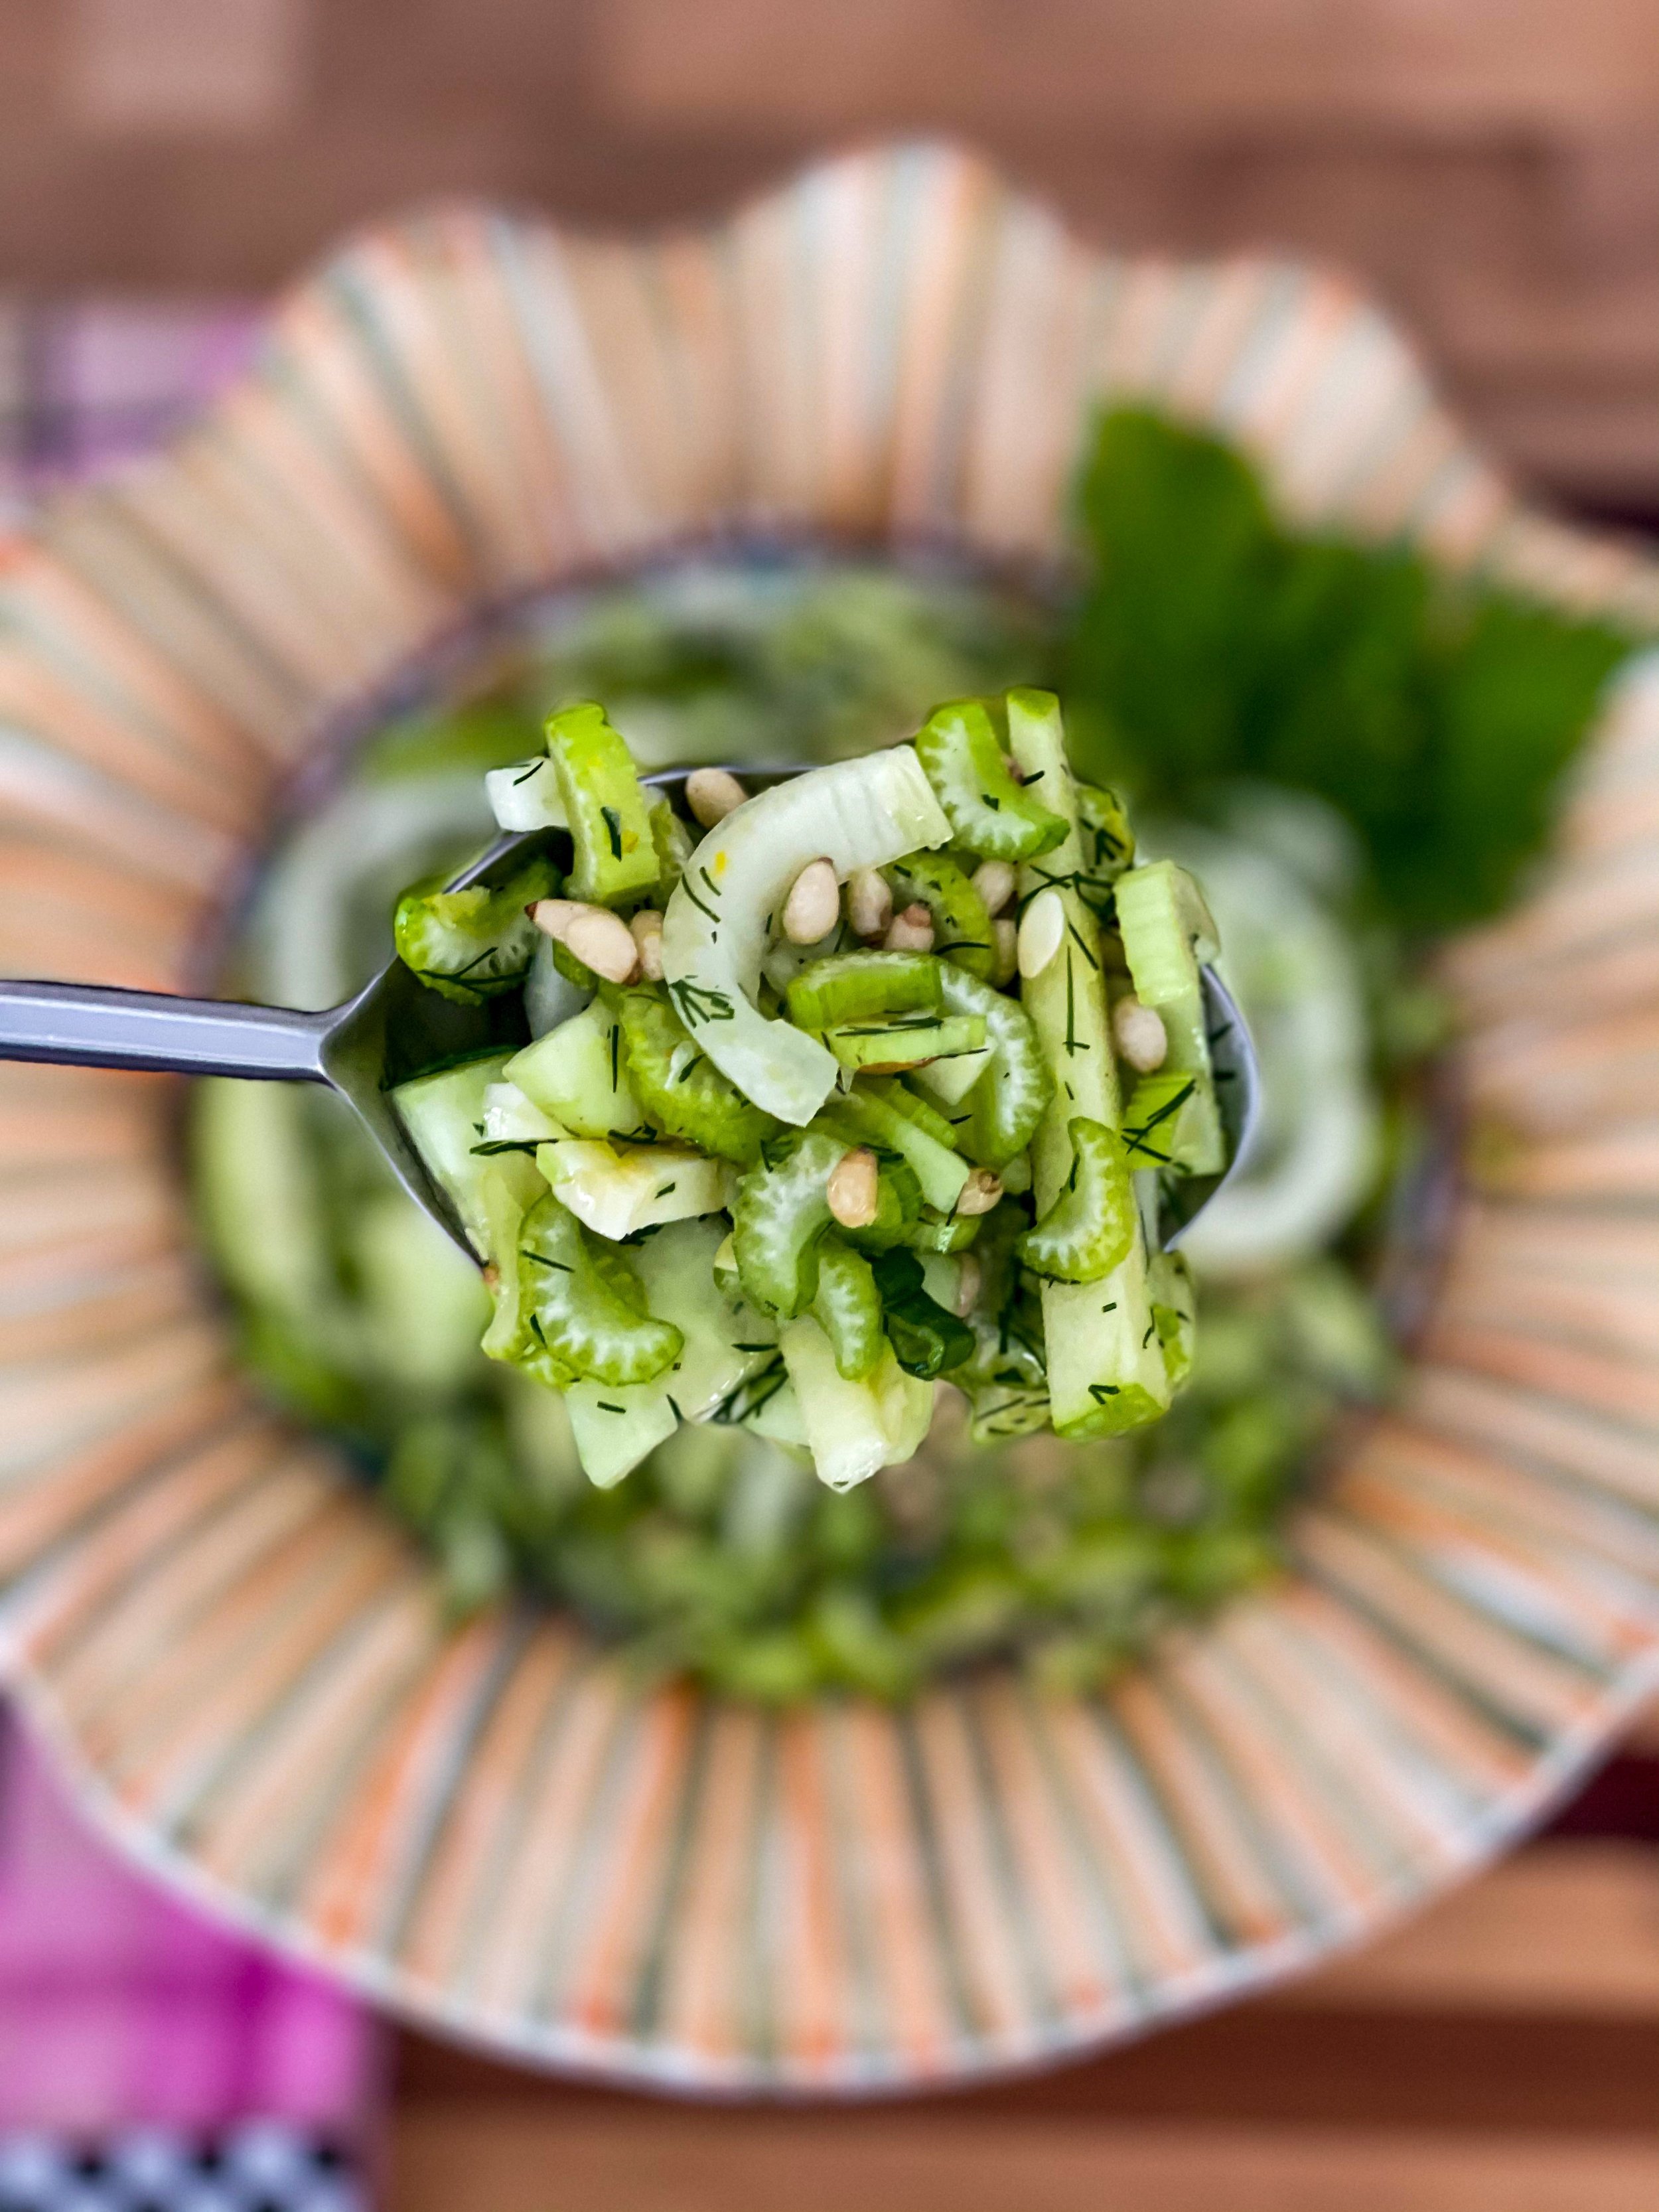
[
  {"x1": 506, "y1": 1001, "x2": 642, "y2": 1140},
  {"x1": 730, "y1": 1128, "x2": 847, "y2": 1316},
  {"x1": 1114, "y1": 859, "x2": 1224, "y2": 1174},
  {"x1": 1009, "y1": 689, "x2": 1169, "y2": 1436},
  {"x1": 913, "y1": 696, "x2": 1068, "y2": 861},
  {"x1": 785, "y1": 950, "x2": 940, "y2": 1031},
  {"x1": 936, "y1": 965, "x2": 1052, "y2": 1167},
  {"x1": 869, "y1": 1248, "x2": 975, "y2": 1380},
  {"x1": 822, "y1": 1012, "x2": 986, "y2": 1077},
  {"x1": 516, "y1": 1193, "x2": 683, "y2": 1386},
  {"x1": 1148, "y1": 1252, "x2": 1196, "y2": 1392},
  {"x1": 616, "y1": 984, "x2": 779, "y2": 1165},
  {"x1": 1017, "y1": 1117, "x2": 1136, "y2": 1282},
  {"x1": 393, "y1": 851, "x2": 560, "y2": 1005},
  {"x1": 1121, "y1": 1069, "x2": 1206, "y2": 1172},
  {"x1": 545, "y1": 700, "x2": 660, "y2": 905},
  {"x1": 647, "y1": 792, "x2": 695, "y2": 902},
  {"x1": 1075, "y1": 780, "x2": 1136, "y2": 881},
  {"x1": 833, "y1": 1080, "x2": 968, "y2": 1215},
  {"x1": 390, "y1": 1051, "x2": 544, "y2": 1255},
  {"x1": 812, "y1": 1238, "x2": 885, "y2": 1381},
  {"x1": 881, "y1": 851, "x2": 997, "y2": 982}
]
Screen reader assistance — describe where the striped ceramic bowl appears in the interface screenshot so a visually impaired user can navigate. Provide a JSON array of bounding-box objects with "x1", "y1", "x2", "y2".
[{"x1": 1, "y1": 143, "x2": 1655, "y2": 2093}]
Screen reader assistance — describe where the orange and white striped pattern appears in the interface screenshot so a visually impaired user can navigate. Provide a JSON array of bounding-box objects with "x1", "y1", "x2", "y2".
[{"x1": 0, "y1": 142, "x2": 1654, "y2": 2090}]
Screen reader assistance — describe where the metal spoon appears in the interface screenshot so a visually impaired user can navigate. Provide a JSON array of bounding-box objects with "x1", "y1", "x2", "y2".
[{"x1": 0, "y1": 767, "x2": 1258, "y2": 1255}]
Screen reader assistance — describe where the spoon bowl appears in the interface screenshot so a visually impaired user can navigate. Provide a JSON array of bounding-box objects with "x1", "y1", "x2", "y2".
[{"x1": 0, "y1": 765, "x2": 1258, "y2": 1254}]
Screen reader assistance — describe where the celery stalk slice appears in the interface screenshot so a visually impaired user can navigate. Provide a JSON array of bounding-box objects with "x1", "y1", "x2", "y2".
[
  {"x1": 545, "y1": 701, "x2": 660, "y2": 905},
  {"x1": 659, "y1": 747, "x2": 950, "y2": 1126},
  {"x1": 913, "y1": 697, "x2": 1068, "y2": 861},
  {"x1": 1008, "y1": 689, "x2": 1169, "y2": 1433},
  {"x1": 1114, "y1": 859, "x2": 1226, "y2": 1175}
]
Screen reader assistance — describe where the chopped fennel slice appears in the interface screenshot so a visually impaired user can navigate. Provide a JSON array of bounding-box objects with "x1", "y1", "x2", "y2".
[
  {"x1": 659, "y1": 747, "x2": 951, "y2": 1126},
  {"x1": 535, "y1": 1138, "x2": 735, "y2": 1242},
  {"x1": 777, "y1": 1316, "x2": 935, "y2": 1491},
  {"x1": 486, "y1": 755, "x2": 569, "y2": 832}
]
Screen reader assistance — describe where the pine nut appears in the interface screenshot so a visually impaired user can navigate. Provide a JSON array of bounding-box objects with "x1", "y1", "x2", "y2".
[
  {"x1": 846, "y1": 867, "x2": 893, "y2": 942},
  {"x1": 955, "y1": 1167, "x2": 1003, "y2": 1217},
  {"x1": 991, "y1": 917, "x2": 1018, "y2": 987},
  {"x1": 1112, "y1": 994, "x2": 1168, "y2": 1073},
  {"x1": 530, "y1": 898, "x2": 582, "y2": 942},
  {"x1": 883, "y1": 903, "x2": 935, "y2": 954},
  {"x1": 826, "y1": 1146, "x2": 880, "y2": 1230},
  {"x1": 952, "y1": 1254, "x2": 983, "y2": 1317},
  {"x1": 782, "y1": 857, "x2": 841, "y2": 945},
  {"x1": 630, "y1": 908, "x2": 664, "y2": 981},
  {"x1": 1016, "y1": 888, "x2": 1064, "y2": 978},
  {"x1": 684, "y1": 767, "x2": 747, "y2": 827},
  {"x1": 563, "y1": 905, "x2": 640, "y2": 984},
  {"x1": 970, "y1": 859, "x2": 1017, "y2": 917}
]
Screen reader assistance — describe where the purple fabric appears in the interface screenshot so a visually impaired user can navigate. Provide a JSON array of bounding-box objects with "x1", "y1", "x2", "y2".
[
  {"x1": 0, "y1": 293, "x2": 381, "y2": 2138},
  {"x1": 0, "y1": 1715, "x2": 380, "y2": 2132}
]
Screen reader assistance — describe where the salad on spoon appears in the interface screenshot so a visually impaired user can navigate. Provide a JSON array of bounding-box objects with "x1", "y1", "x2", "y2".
[{"x1": 389, "y1": 689, "x2": 1247, "y2": 1494}]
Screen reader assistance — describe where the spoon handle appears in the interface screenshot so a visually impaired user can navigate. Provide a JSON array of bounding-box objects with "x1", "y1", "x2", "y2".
[{"x1": 0, "y1": 979, "x2": 330, "y2": 1081}]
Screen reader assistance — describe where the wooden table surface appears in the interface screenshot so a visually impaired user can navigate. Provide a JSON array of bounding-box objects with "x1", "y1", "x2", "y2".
[{"x1": 388, "y1": 1709, "x2": 1659, "y2": 2211}]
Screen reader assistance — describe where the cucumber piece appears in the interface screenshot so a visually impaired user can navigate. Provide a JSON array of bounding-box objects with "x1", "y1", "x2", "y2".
[
  {"x1": 506, "y1": 1002, "x2": 643, "y2": 1140},
  {"x1": 1017, "y1": 1117, "x2": 1137, "y2": 1283},
  {"x1": 1008, "y1": 690, "x2": 1169, "y2": 1435},
  {"x1": 784, "y1": 950, "x2": 940, "y2": 1031},
  {"x1": 777, "y1": 1317, "x2": 934, "y2": 1491},
  {"x1": 486, "y1": 753, "x2": 568, "y2": 832},
  {"x1": 913, "y1": 696, "x2": 1068, "y2": 861},
  {"x1": 1148, "y1": 1252, "x2": 1196, "y2": 1392},
  {"x1": 565, "y1": 1218, "x2": 778, "y2": 1486},
  {"x1": 616, "y1": 984, "x2": 779, "y2": 1165},
  {"x1": 833, "y1": 1084, "x2": 969, "y2": 1215},
  {"x1": 478, "y1": 1080, "x2": 565, "y2": 1148},
  {"x1": 516, "y1": 1195, "x2": 682, "y2": 1386},
  {"x1": 545, "y1": 701, "x2": 660, "y2": 905},
  {"x1": 524, "y1": 934, "x2": 590, "y2": 1038},
  {"x1": 1114, "y1": 859, "x2": 1225, "y2": 1175},
  {"x1": 353, "y1": 1191, "x2": 490, "y2": 1393},
  {"x1": 741, "y1": 1372, "x2": 809, "y2": 1449},
  {"x1": 935, "y1": 966, "x2": 1051, "y2": 1166},
  {"x1": 811, "y1": 1238, "x2": 885, "y2": 1381},
  {"x1": 393, "y1": 850, "x2": 560, "y2": 1005},
  {"x1": 821, "y1": 1012, "x2": 985, "y2": 1076},
  {"x1": 658, "y1": 745, "x2": 950, "y2": 1127},
  {"x1": 534, "y1": 1138, "x2": 734, "y2": 1243},
  {"x1": 880, "y1": 851, "x2": 997, "y2": 982},
  {"x1": 392, "y1": 1051, "x2": 545, "y2": 1257}
]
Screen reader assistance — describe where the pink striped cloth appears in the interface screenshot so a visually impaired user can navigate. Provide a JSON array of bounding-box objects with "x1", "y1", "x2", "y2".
[{"x1": 0, "y1": 293, "x2": 382, "y2": 2138}]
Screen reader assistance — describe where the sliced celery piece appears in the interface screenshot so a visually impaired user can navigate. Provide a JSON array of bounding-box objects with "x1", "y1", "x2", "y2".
[
  {"x1": 880, "y1": 851, "x2": 997, "y2": 982},
  {"x1": 936, "y1": 966, "x2": 1051, "y2": 1166},
  {"x1": 391, "y1": 1051, "x2": 544, "y2": 1257},
  {"x1": 913, "y1": 696, "x2": 1068, "y2": 861},
  {"x1": 393, "y1": 850, "x2": 559, "y2": 1005},
  {"x1": 812, "y1": 1238, "x2": 885, "y2": 1381},
  {"x1": 784, "y1": 950, "x2": 940, "y2": 1031},
  {"x1": 777, "y1": 1317, "x2": 934, "y2": 1491},
  {"x1": 822, "y1": 1012, "x2": 985, "y2": 1076},
  {"x1": 647, "y1": 792, "x2": 694, "y2": 902},
  {"x1": 833, "y1": 1084, "x2": 969, "y2": 1215},
  {"x1": 506, "y1": 1001, "x2": 643, "y2": 1140},
  {"x1": 1147, "y1": 1251, "x2": 1196, "y2": 1392},
  {"x1": 1121, "y1": 1069, "x2": 1208, "y2": 1174},
  {"x1": 1114, "y1": 858, "x2": 1226, "y2": 1175},
  {"x1": 730, "y1": 1128, "x2": 846, "y2": 1315},
  {"x1": 516, "y1": 1195, "x2": 682, "y2": 1386},
  {"x1": 534, "y1": 1138, "x2": 734, "y2": 1243},
  {"x1": 1017, "y1": 1117, "x2": 1137, "y2": 1283},
  {"x1": 545, "y1": 700, "x2": 660, "y2": 905},
  {"x1": 1008, "y1": 689, "x2": 1169, "y2": 1436},
  {"x1": 908, "y1": 1038, "x2": 993, "y2": 1108},
  {"x1": 904, "y1": 1209, "x2": 983, "y2": 1254},
  {"x1": 615, "y1": 984, "x2": 778, "y2": 1165},
  {"x1": 658, "y1": 745, "x2": 950, "y2": 1126}
]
